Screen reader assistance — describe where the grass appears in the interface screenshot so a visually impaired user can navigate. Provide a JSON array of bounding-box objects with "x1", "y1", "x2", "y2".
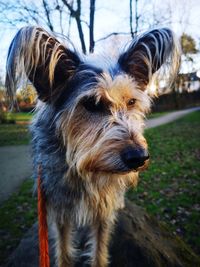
[
  {"x1": 147, "y1": 111, "x2": 169, "y2": 119},
  {"x1": 0, "y1": 124, "x2": 30, "y2": 146},
  {"x1": 0, "y1": 178, "x2": 36, "y2": 265},
  {"x1": 0, "y1": 111, "x2": 199, "y2": 264},
  {"x1": 0, "y1": 112, "x2": 33, "y2": 146},
  {"x1": 127, "y1": 111, "x2": 200, "y2": 255},
  {"x1": 6, "y1": 112, "x2": 33, "y2": 122}
]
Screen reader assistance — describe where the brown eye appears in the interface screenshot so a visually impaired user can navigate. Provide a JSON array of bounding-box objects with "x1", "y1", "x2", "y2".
[{"x1": 127, "y1": 98, "x2": 136, "y2": 106}]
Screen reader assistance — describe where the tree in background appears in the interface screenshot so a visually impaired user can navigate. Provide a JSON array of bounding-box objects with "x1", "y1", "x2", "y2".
[
  {"x1": 0, "y1": 0, "x2": 200, "y2": 95},
  {"x1": 0, "y1": 0, "x2": 96, "y2": 54},
  {"x1": 175, "y1": 33, "x2": 199, "y2": 92},
  {"x1": 181, "y1": 33, "x2": 198, "y2": 72},
  {"x1": 0, "y1": 0, "x2": 178, "y2": 54},
  {"x1": 17, "y1": 84, "x2": 37, "y2": 105},
  {"x1": 129, "y1": 0, "x2": 139, "y2": 37}
]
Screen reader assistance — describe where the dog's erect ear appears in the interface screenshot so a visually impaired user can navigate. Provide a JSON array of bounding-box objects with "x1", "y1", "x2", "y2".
[
  {"x1": 6, "y1": 26, "x2": 81, "y2": 103},
  {"x1": 118, "y1": 28, "x2": 180, "y2": 90}
]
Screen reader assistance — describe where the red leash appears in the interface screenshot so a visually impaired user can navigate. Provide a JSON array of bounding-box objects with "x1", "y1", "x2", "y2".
[{"x1": 37, "y1": 166, "x2": 50, "y2": 267}]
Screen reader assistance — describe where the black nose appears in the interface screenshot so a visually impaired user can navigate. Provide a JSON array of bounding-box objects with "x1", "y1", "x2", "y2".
[{"x1": 120, "y1": 146, "x2": 149, "y2": 170}]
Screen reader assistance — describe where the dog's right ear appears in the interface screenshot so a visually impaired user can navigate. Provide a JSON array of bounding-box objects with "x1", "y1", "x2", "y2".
[
  {"x1": 6, "y1": 26, "x2": 81, "y2": 103},
  {"x1": 118, "y1": 28, "x2": 180, "y2": 91}
]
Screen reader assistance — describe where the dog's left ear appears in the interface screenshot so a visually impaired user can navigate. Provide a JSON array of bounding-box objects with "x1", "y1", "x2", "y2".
[
  {"x1": 6, "y1": 26, "x2": 81, "y2": 103},
  {"x1": 118, "y1": 28, "x2": 180, "y2": 90}
]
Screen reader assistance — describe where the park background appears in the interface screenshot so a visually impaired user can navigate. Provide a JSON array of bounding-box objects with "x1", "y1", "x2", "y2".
[{"x1": 0, "y1": 0, "x2": 200, "y2": 266}]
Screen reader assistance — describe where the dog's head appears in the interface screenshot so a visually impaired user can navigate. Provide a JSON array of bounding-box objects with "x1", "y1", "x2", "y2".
[{"x1": 6, "y1": 27, "x2": 180, "y2": 182}]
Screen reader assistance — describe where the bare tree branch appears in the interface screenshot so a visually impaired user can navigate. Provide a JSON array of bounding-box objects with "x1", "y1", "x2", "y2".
[
  {"x1": 61, "y1": 0, "x2": 75, "y2": 15},
  {"x1": 67, "y1": 11, "x2": 72, "y2": 38},
  {"x1": 130, "y1": 0, "x2": 139, "y2": 37},
  {"x1": 42, "y1": 0, "x2": 54, "y2": 31},
  {"x1": 81, "y1": 19, "x2": 90, "y2": 28},
  {"x1": 96, "y1": 32, "x2": 130, "y2": 43},
  {"x1": 55, "y1": 0, "x2": 64, "y2": 35}
]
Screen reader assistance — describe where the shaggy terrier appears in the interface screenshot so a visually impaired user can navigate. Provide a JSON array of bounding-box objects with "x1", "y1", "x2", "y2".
[{"x1": 6, "y1": 26, "x2": 179, "y2": 267}]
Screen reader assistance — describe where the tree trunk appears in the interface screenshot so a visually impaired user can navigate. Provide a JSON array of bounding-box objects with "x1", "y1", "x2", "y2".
[
  {"x1": 75, "y1": 0, "x2": 86, "y2": 54},
  {"x1": 61, "y1": 0, "x2": 87, "y2": 54},
  {"x1": 75, "y1": 16, "x2": 87, "y2": 54},
  {"x1": 89, "y1": 0, "x2": 95, "y2": 53},
  {"x1": 129, "y1": 0, "x2": 134, "y2": 38}
]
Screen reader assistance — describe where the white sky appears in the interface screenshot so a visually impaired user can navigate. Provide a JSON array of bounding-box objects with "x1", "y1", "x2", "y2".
[{"x1": 0, "y1": 0, "x2": 200, "y2": 78}]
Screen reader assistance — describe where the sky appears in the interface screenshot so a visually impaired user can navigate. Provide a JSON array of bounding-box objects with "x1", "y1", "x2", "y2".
[{"x1": 0, "y1": 0, "x2": 200, "y2": 79}]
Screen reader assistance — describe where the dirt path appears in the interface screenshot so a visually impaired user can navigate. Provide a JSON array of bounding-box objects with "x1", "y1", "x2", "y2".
[
  {"x1": 145, "y1": 106, "x2": 200, "y2": 128},
  {"x1": 0, "y1": 106, "x2": 199, "y2": 203}
]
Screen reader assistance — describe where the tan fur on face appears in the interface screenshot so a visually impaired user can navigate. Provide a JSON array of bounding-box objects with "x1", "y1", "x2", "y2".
[
  {"x1": 59, "y1": 72, "x2": 150, "y2": 184},
  {"x1": 96, "y1": 73, "x2": 152, "y2": 115}
]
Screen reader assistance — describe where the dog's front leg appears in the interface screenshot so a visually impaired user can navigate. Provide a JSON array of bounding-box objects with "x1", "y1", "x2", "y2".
[
  {"x1": 91, "y1": 219, "x2": 113, "y2": 267},
  {"x1": 56, "y1": 221, "x2": 74, "y2": 267}
]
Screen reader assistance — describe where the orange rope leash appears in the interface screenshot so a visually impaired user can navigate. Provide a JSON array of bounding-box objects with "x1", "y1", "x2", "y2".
[{"x1": 37, "y1": 165, "x2": 50, "y2": 267}]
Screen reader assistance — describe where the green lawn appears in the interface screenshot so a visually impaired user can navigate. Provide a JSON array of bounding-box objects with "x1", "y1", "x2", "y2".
[
  {"x1": 0, "y1": 112, "x2": 33, "y2": 146},
  {"x1": 0, "y1": 124, "x2": 30, "y2": 146},
  {"x1": 128, "y1": 111, "x2": 200, "y2": 255},
  {"x1": 147, "y1": 111, "x2": 169, "y2": 119},
  {"x1": 6, "y1": 112, "x2": 33, "y2": 122},
  {"x1": 0, "y1": 179, "x2": 36, "y2": 264},
  {"x1": 0, "y1": 111, "x2": 199, "y2": 264}
]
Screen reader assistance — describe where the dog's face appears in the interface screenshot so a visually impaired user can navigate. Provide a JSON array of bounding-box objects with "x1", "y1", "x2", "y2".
[
  {"x1": 60, "y1": 72, "x2": 150, "y2": 177},
  {"x1": 6, "y1": 27, "x2": 180, "y2": 181}
]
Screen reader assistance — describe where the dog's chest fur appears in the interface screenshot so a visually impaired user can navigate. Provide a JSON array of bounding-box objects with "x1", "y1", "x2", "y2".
[{"x1": 74, "y1": 181, "x2": 126, "y2": 225}]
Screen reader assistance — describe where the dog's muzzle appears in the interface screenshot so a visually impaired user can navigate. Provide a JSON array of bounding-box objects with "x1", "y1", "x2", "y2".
[{"x1": 120, "y1": 146, "x2": 149, "y2": 171}]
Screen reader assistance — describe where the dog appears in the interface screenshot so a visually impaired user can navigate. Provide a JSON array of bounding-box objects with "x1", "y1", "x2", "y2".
[{"x1": 5, "y1": 26, "x2": 180, "y2": 267}]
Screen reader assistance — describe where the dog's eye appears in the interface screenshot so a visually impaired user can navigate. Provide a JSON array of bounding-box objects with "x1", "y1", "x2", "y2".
[
  {"x1": 127, "y1": 98, "x2": 136, "y2": 106},
  {"x1": 82, "y1": 96, "x2": 106, "y2": 113}
]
